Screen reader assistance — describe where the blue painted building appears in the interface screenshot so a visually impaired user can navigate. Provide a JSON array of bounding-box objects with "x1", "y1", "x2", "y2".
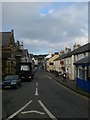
[{"x1": 74, "y1": 56, "x2": 90, "y2": 93}]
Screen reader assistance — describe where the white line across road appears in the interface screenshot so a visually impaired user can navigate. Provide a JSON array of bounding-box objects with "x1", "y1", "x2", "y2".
[
  {"x1": 21, "y1": 110, "x2": 45, "y2": 115},
  {"x1": 38, "y1": 100, "x2": 57, "y2": 120},
  {"x1": 5, "y1": 100, "x2": 32, "y2": 120}
]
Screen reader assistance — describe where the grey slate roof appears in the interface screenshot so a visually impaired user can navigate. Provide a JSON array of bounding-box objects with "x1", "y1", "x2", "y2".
[
  {"x1": 55, "y1": 54, "x2": 66, "y2": 61},
  {"x1": 0, "y1": 32, "x2": 11, "y2": 47},
  {"x1": 56, "y1": 43, "x2": 90, "y2": 60},
  {"x1": 73, "y1": 42, "x2": 90, "y2": 55},
  {"x1": 74, "y1": 56, "x2": 90, "y2": 65}
]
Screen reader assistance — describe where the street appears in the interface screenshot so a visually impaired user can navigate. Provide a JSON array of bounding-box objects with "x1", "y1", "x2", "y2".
[{"x1": 2, "y1": 68, "x2": 88, "y2": 119}]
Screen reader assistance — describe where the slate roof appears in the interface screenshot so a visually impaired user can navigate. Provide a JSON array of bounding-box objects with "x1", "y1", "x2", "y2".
[
  {"x1": 0, "y1": 32, "x2": 11, "y2": 47},
  {"x1": 73, "y1": 42, "x2": 90, "y2": 55},
  {"x1": 55, "y1": 54, "x2": 66, "y2": 61},
  {"x1": 74, "y1": 56, "x2": 90, "y2": 65},
  {"x1": 56, "y1": 43, "x2": 90, "y2": 60}
]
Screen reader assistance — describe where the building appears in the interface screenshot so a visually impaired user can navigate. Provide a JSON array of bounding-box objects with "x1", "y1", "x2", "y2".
[
  {"x1": 15, "y1": 41, "x2": 23, "y2": 64},
  {"x1": 21, "y1": 49, "x2": 30, "y2": 62},
  {"x1": 63, "y1": 43, "x2": 90, "y2": 81},
  {"x1": 74, "y1": 56, "x2": 90, "y2": 93},
  {"x1": 46, "y1": 53, "x2": 59, "y2": 72},
  {"x1": 1, "y1": 30, "x2": 16, "y2": 78},
  {"x1": 54, "y1": 51, "x2": 66, "y2": 74}
]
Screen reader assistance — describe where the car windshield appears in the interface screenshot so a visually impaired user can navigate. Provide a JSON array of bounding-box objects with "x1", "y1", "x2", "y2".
[
  {"x1": 5, "y1": 75, "x2": 17, "y2": 81},
  {"x1": 21, "y1": 65, "x2": 29, "y2": 71}
]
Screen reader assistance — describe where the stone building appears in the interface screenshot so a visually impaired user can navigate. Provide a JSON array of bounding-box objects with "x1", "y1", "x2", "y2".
[{"x1": 1, "y1": 30, "x2": 16, "y2": 79}]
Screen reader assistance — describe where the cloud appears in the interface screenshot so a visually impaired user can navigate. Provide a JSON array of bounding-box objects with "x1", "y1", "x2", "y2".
[
  {"x1": 2, "y1": 2, "x2": 88, "y2": 54},
  {"x1": 63, "y1": 32, "x2": 68, "y2": 36},
  {"x1": 48, "y1": 9, "x2": 54, "y2": 14}
]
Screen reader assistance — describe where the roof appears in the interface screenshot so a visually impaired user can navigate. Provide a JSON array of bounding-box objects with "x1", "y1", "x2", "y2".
[
  {"x1": 0, "y1": 32, "x2": 11, "y2": 47},
  {"x1": 57, "y1": 43, "x2": 90, "y2": 59},
  {"x1": 47, "y1": 54, "x2": 59, "y2": 62},
  {"x1": 73, "y1": 42, "x2": 90, "y2": 55},
  {"x1": 74, "y1": 56, "x2": 90, "y2": 65},
  {"x1": 55, "y1": 54, "x2": 66, "y2": 61}
]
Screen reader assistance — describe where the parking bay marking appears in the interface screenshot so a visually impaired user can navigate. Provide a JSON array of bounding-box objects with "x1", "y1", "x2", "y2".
[{"x1": 5, "y1": 100, "x2": 32, "y2": 120}]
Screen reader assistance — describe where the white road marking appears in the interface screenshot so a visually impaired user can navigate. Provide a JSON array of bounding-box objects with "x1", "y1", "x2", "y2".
[
  {"x1": 35, "y1": 87, "x2": 38, "y2": 96},
  {"x1": 6, "y1": 100, "x2": 32, "y2": 120},
  {"x1": 46, "y1": 75, "x2": 53, "y2": 80},
  {"x1": 21, "y1": 110, "x2": 45, "y2": 115},
  {"x1": 38, "y1": 100, "x2": 57, "y2": 120},
  {"x1": 36, "y1": 82, "x2": 38, "y2": 87}
]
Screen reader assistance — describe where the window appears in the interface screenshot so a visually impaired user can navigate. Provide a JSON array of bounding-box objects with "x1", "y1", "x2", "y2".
[
  {"x1": 78, "y1": 67, "x2": 83, "y2": 79},
  {"x1": 49, "y1": 63, "x2": 53, "y2": 65},
  {"x1": 21, "y1": 65, "x2": 29, "y2": 71}
]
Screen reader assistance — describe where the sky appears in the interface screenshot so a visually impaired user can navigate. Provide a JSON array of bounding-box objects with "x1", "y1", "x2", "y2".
[{"x1": 1, "y1": 1, "x2": 88, "y2": 55}]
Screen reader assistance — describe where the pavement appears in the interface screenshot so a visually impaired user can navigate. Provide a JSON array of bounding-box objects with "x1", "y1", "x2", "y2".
[{"x1": 45, "y1": 70, "x2": 90, "y2": 98}]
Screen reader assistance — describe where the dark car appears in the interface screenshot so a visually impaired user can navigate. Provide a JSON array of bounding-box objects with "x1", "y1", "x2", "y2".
[{"x1": 2, "y1": 75, "x2": 21, "y2": 89}]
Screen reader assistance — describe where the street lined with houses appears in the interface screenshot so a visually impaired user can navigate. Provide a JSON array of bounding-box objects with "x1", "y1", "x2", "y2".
[
  {"x1": 2, "y1": 68, "x2": 88, "y2": 119},
  {"x1": 1, "y1": 2, "x2": 90, "y2": 120}
]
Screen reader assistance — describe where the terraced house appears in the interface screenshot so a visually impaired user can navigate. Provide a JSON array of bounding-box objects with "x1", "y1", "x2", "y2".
[{"x1": 46, "y1": 52, "x2": 59, "y2": 72}]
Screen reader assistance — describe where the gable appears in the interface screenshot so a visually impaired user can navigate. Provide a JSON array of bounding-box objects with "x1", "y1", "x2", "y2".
[
  {"x1": 1, "y1": 30, "x2": 15, "y2": 47},
  {"x1": 48, "y1": 55, "x2": 59, "y2": 62},
  {"x1": 1, "y1": 32, "x2": 11, "y2": 47}
]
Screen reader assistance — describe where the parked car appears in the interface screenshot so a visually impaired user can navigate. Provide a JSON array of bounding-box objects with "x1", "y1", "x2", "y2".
[{"x1": 2, "y1": 75, "x2": 21, "y2": 89}]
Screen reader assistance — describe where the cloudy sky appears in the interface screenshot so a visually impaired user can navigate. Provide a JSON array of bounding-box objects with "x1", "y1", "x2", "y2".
[{"x1": 2, "y1": 2, "x2": 88, "y2": 55}]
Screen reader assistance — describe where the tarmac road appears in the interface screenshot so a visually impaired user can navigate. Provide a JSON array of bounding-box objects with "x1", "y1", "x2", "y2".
[{"x1": 2, "y1": 68, "x2": 88, "y2": 119}]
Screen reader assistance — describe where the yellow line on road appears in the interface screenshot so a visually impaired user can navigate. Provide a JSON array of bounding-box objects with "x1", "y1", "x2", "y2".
[
  {"x1": 46, "y1": 75, "x2": 88, "y2": 101},
  {"x1": 46, "y1": 75, "x2": 53, "y2": 80}
]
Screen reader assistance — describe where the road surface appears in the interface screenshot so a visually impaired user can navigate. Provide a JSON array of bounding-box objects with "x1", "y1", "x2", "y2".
[{"x1": 2, "y1": 68, "x2": 88, "y2": 119}]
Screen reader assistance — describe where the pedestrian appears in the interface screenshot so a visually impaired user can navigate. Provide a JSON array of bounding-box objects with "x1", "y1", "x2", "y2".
[{"x1": 63, "y1": 72, "x2": 67, "y2": 82}]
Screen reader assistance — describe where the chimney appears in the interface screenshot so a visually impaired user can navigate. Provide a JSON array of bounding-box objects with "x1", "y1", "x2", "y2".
[
  {"x1": 60, "y1": 50, "x2": 64, "y2": 55},
  {"x1": 73, "y1": 43, "x2": 81, "y2": 50},
  {"x1": 11, "y1": 29, "x2": 14, "y2": 33},
  {"x1": 65, "y1": 47, "x2": 71, "y2": 53}
]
